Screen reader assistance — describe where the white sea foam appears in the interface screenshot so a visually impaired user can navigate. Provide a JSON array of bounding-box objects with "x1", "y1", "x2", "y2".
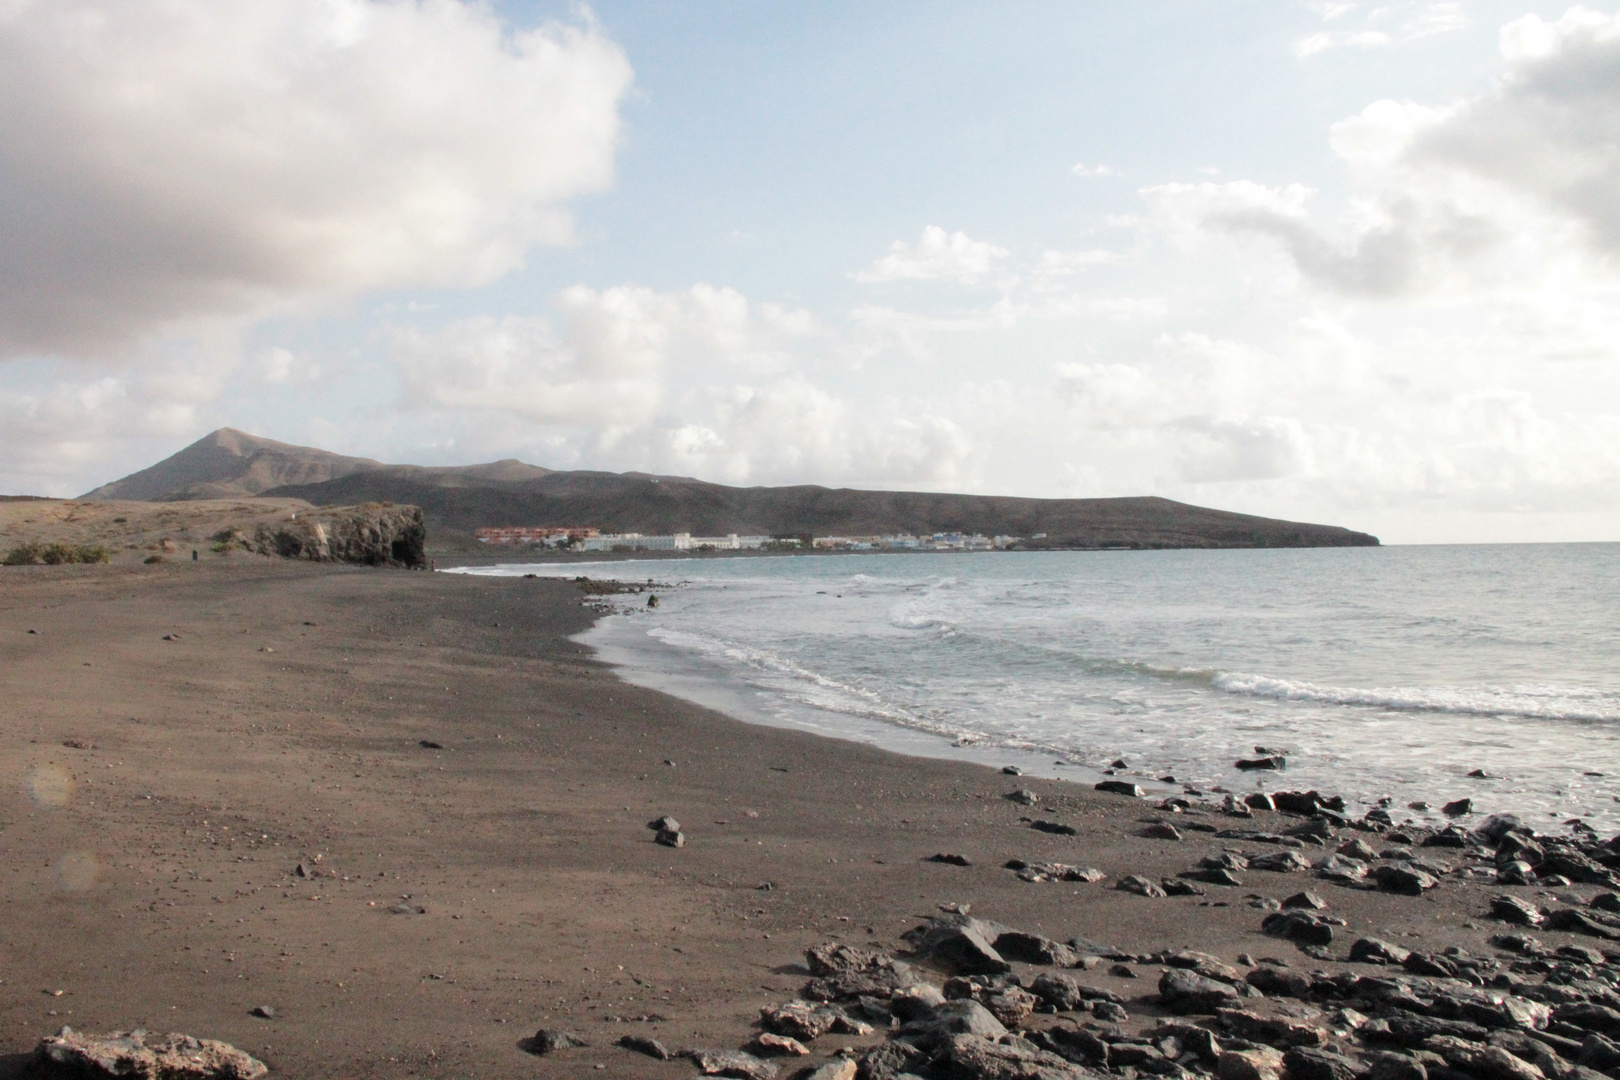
[
  {"x1": 1211, "y1": 671, "x2": 1620, "y2": 723},
  {"x1": 454, "y1": 546, "x2": 1620, "y2": 831}
]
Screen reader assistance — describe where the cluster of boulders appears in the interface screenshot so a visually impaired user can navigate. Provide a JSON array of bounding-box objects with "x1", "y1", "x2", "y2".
[
  {"x1": 1006, "y1": 790, "x2": 1620, "y2": 927},
  {"x1": 649, "y1": 899, "x2": 1620, "y2": 1080}
]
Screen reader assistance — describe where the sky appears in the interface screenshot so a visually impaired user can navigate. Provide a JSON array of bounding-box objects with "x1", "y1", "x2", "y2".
[{"x1": 2, "y1": 1, "x2": 1619, "y2": 544}]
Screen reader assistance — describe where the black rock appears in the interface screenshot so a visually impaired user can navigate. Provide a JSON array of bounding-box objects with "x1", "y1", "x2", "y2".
[
  {"x1": 1545, "y1": 909, "x2": 1619, "y2": 940},
  {"x1": 1117, "y1": 874, "x2": 1168, "y2": 898},
  {"x1": 1442, "y1": 798, "x2": 1474, "y2": 817},
  {"x1": 526, "y1": 1029, "x2": 588, "y2": 1054},
  {"x1": 1163, "y1": 878, "x2": 1207, "y2": 896},
  {"x1": 858, "y1": 1039, "x2": 929, "y2": 1080},
  {"x1": 1348, "y1": 937, "x2": 1411, "y2": 965},
  {"x1": 1030, "y1": 819, "x2": 1079, "y2": 836},
  {"x1": 1490, "y1": 895, "x2": 1545, "y2": 927},
  {"x1": 249, "y1": 1005, "x2": 275, "y2": 1019},
  {"x1": 1183, "y1": 868, "x2": 1245, "y2": 887},
  {"x1": 1142, "y1": 823, "x2": 1184, "y2": 840},
  {"x1": 1273, "y1": 791, "x2": 1326, "y2": 815},
  {"x1": 1246, "y1": 793, "x2": 1278, "y2": 811},
  {"x1": 994, "y1": 931, "x2": 1077, "y2": 967},
  {"x1": 910, "y1": 916, "x2": 1012, "y2": 975},
  {"x1": 1095, "y1": 780, "x2": 1145, "y2": 797},
  {"x1": 419, "y1": 740, "x2": 444, "y2": 749},
  {"x1": 1029, "y1": 972, "x2": 1088, "y2": 1011},
  {"x1": 1282, "y1": 892, "x2": 1327, "y2": 910},
  {"x1": 1554, "y1": 1003, "x2": 1620, "y2": 1037},
  {"x1": 647, "y1": 815, "x2": 681, "y2": 832},
  {"x1": 1032, "y1": 1025, "x2": 1109, "y2": 1066},
  {"x1": 1579, "y1": 1033, "x2": 1620, "y2": 1073},
  {"x1": 1372, "y1": 864, "x2": 1438, "y2": 895},
  {"x1": 1093, "y1": 1001, "x2": 1130, "y2": 1023},
  {"x1": 1237, "y1": 756, "x2": 1288, "y2": 771},
  {"x1": 926, "y1": 853, "x2": 972, "y2": 866},
  {"x1": 619, "y1": 1034, "x2": 672, "y2": 1060},
  {"x1": 1283, "y1": 1048, "x2": 1360, "y2": 1080},
  {"x1": 1159, "y1": 969, "x2": 1243, "y2": 1014},
  {"x1": 1261, "y1": 911, "x2": 1334, "y2": 946},
  {"x1": 1251, "y1": 850, "x2": 1312, "y2": 873},
  {"x1": 1590, "y1": 892, "x2": 1620, "y2": 913},
  {"x1": 1002, "y1": 765, "x2": 1023, "y2": 775},
  {"x1": 1369, "y1": 1014, "x2": 1491, "y2": 1049},
  {"x1": 655, "y1": 828, "x2": 686, "y2": 848}
]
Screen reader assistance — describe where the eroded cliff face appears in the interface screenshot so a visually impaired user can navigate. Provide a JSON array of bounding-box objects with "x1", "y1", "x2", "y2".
[{"x1": 250, "y1": 504, "x2": 425, "y2": 568}]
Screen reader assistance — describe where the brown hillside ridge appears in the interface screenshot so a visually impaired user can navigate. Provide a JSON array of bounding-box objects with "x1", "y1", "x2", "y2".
[
  {"x1": 0, "y1": 498, "x2": 425, "y2": 567},
  {"x1": 83, "y1": 429, "x2": 1380, "y2": 550}
]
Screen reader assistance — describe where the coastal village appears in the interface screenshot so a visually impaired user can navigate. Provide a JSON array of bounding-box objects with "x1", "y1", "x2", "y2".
[{"x1": 473, "y1": 526, "x2": 1027, "y2": 552}]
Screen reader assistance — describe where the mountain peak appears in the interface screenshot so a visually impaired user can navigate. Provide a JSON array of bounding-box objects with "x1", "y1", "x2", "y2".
[{"x1": 82, "y1": 428, "x2": 386, "y2": 501}]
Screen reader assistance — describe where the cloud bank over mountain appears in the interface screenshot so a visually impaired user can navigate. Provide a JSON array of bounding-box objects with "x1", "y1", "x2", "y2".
[{"x1": 2, "y1": 3, "x2": 1619, "y2": 543}]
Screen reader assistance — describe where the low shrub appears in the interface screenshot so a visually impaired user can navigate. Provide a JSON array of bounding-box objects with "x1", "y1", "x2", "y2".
[{"x1": 4, "y1": 541, "x2": 109, "y2": 565}]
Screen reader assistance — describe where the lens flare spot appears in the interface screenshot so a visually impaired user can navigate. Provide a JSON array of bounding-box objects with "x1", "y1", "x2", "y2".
[
  {"x1": 55, "y1": 850, "x2": 98, "y2": 892},
  {"x1": 28, "y1": 764, "x2": 73, "y2": 807}
]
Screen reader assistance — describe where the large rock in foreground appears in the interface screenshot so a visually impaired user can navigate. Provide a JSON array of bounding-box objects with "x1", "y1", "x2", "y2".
[
  {"x1": 35, "y1": 1027, "x2": 268, "y2": 1079},
  {"x1": 248, "y1": 503, "x2": 425, "y2": 568}
]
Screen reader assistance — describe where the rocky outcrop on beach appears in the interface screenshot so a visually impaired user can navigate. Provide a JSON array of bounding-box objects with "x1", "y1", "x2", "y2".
[
  {"x1": 35, "y1": 1027, "x2": 268, "y2": 1079},
  {"x1": 240, "y1": 503, "x2": 425, "y2": 568},
  {"x1": 556, "y1": 788, "x2": 1620, "y2": 1080}
]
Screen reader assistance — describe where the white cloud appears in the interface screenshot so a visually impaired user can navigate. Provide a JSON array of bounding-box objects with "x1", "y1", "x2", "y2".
[
  {"x1": 392, "y1": 284, "x2": 817, "y2": 429},
  {"x1": 1295, "y1": 2, "x2": 1465, "y2": 55},
  {"x1": 1295, "y1": 30, "x2": 1391, "y2": 56},
  {"x1": 0, "y1": 0, "x2": 632, "y2": 357},
  {"x1": 856, "y1": 225, "x2": 1009, "y2": 284},
  {"x1": 254, "y1": 348, "x2": 321, "y2": 385},
  {"x1": 1072, "y1": 163, "x2": 1122, "y2": 178}
]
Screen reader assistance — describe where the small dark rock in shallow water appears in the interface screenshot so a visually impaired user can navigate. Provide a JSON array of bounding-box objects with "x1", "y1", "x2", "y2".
[
  {"x1": 1442, "y1": 798, "x2": 1473, "y2": 817},
  {"x1": 618, "y1": 1034, "x2": 671, "y2": 1060},
  {"x1": 1096, "y1": 780, "x2": 1145, "y2": 797},
  {"x1": 926, "y1": 853, "x2": 971, "y2": 866},
  {"x1": 1236, "y1": 756, "x2": 1287, "y2": 771},
  {"x1": 525, "y1": 1029, "x2": 588, "y2": 1054},
  {"x1": 1469, "y1": 768, "x2": 1491, "y2": 777}
]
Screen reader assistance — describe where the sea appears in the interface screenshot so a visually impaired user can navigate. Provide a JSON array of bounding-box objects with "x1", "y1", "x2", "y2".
[{"x1": 446, "y1": 545, "x2": 1620, "y2": 835}]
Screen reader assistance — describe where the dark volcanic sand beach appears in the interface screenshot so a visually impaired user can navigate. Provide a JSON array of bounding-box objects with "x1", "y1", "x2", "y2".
[{"x1": 0, "y1": 562, "x2": 1610, "y2": 1078}]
